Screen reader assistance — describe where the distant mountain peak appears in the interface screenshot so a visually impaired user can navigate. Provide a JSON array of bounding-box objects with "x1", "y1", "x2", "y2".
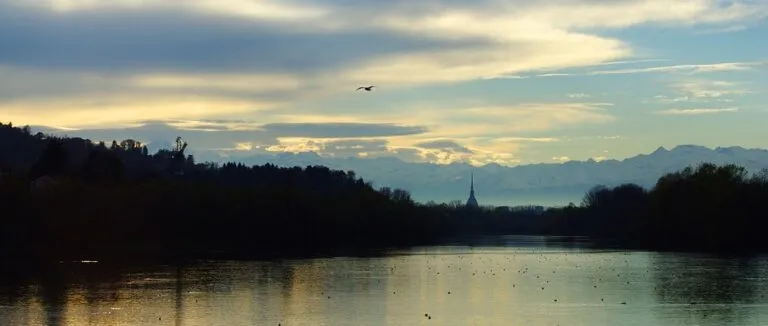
[
  {"x1": 195, "y1": 143, "x2": 768, "y2": 206},
  {"x1": 651, "y1": 146, "x2": 668, "y2": 155},
  {"x1": 670, "y1": 144, "x2": 710, "y2": 152}
]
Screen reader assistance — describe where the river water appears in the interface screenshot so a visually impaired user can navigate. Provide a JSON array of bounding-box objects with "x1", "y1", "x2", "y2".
[{"x1": 2, "y1": 236, "x2": 768, "y2": 325}]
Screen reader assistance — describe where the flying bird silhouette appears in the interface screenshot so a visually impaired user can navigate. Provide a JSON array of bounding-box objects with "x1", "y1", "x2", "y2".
[{"x1": 356, "y1": 86, "x2": 376, "y2": 91}]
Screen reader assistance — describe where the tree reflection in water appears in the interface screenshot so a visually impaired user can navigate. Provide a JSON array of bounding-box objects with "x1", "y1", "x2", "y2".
[{"x1": 651, "y1": 252, "x2": 768, "y2": 325}]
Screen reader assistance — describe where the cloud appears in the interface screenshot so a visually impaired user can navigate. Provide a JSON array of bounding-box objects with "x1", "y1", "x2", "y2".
[
  {"x1": 655, "y1": 107, "x2": 739, "y2": 115},
  {"x1": 3, "y1": 0, "x2": 767, "y2": 167},
  {"x1": 321, "y1": 139, "x2": 391, "y2": 158},
  {"x1": 480, "y1": 74, "x2": 528, "y2": 80},
  {"x1": 467, "y1": 152, "x2": 522, "y2": 166},
  {"x1": 27, "y1": 0, "x2": 331, "y2": 21},
  {"x1": 38, "y1": 121, "x2": 428, "y2": 151},
  {"x1": 427, "y1": 103, "x2": 615, "y2": 136},
  {"x1": 346, "y1": 6, "x2": 630, "y2": 85},
  {"x1": 552, "y1": 156, "x2": 571, "y2": 162},
  {"x1": 584, "y1": 61, "x2": 762, "y2": 75},
  {"x1": 568, "y1": 93, "x2": 591, "y2": 99},
  {"x1": 265, "y1": 138, "x2": 325, "y2": 154},
  {"x1": 264, "y1": 138, "x2": 393, "y2": 158},
  {"x1": 386, "y1": 147, "x2": 424, "y2": 163},
  {"x1": 695, "y1": 24, "x2": 750, "y2": 34},
  {"x1": 413, "y1": 136, "x2": 533, "y2": 166},
  {"x1": 414, "y1": 140, "x2": 474, "y2": 154},
  {"x1": 0, "y1": 94, "x2": 277, "y2": 128},
  {"x1": 188, "y1": 0, "x2": 330, "y2": 21},
  {"x1": 232, "y1": 142, "x2": 254, "y2": 151},
  {"x1": 646, "y1": 78, "x2": 755, "y2": 104},
  {"x1": 496, "y1": 61, "x2": 766, "y2": 80},
  {"x1": 3, "y1": 0, "x2": 767, "y2": 130},
  {"x1": 672, "y1": 80, "x2": 752, "y2": 98},
  {"x1": 228, "y1": 135, "x2": 480, "y2": 164},
  {"x1": 389, "y1": 139, "x2": 482, "y2": 165},
  {"x1": 411, "y1": 148, "x2": 475, "y2": 165},
  {"x1": 0, "y1": 64, "x2": 303, "y2": 128},
  {"x1": 648, "y1": 95, "x2": 694, "y2": 104},
  {"x1": 6, "y1": 0, "x2": 764, "y2": 93},
  {"x1": 596, "y1": 135, "x2": 625, "y2": 140},
  {"x1": 258, "y1": 102, "x2": 611, "y2": 147},
  {"x1": 501, "y1": 0, "x2": 768, "y2": 29},
  {"x1": 559, "y1": 135, "x2": 626, "y2": 141},
  {"x1": 261, "y1": 123, "x2": 428, "y2": 138},
  {"x1": 29, "y1": 116, "x2": 612, "y2": 167},
  {"x1": 536, "y1": 73, "x2": 574, "y2": 77},
  {"x1": 492, "y1": 137, "x2": 561, "y2": 143},
  {"x1": 593, "y1": 59, "x2": 672, "y2": 66},
  {"x1": 25, "y1": 99, "x2": 606, "y2": 166},
  {"x1": 40, "y1": 123, "x2": 275, "y2": 151},
  {"x1": 0, "y1": 1, "x2": 464, "y2": 87},
  {"x1": 128, "y1": 73, "x2": 304, "y2": 93}
]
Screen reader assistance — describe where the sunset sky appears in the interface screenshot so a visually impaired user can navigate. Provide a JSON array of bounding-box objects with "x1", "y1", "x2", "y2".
[{"x1": 1, "y1": 0, "x2": 766, "y2": 166}]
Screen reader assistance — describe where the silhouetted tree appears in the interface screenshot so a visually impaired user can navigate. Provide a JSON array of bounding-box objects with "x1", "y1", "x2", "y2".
[
  {"x1": 120, "y1": 139, "x2": 142, "y2": 151},
  {"x1": 581, "y1": 185, "x2": 610, "y2": 209},
  {"x1": 81, "y1": 147, "x2": 124, "y2": 183},
  {"x1": 29, "y1": 139, "x2": 70, "y2": 179},
  {"x1": 392, "y1": 188, "x2": 413, "y2": 203}
]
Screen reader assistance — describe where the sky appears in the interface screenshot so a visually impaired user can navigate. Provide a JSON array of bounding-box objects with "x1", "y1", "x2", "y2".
[{"x1": 1, "y1": 0, "x2": 767, "y2": 166}]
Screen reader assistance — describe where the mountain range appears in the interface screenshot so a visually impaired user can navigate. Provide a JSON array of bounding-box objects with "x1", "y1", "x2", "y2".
[{"x1": 197, "y1": 145, "x2": 768, "y2": 207}]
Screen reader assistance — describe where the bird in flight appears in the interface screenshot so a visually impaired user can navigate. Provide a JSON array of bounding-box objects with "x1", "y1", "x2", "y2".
[{"x1": 356, "y1": 85, "x2": 376, "y2": 91}]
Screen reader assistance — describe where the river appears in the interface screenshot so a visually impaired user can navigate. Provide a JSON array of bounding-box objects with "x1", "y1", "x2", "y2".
[{"x1": 2, "y1": 236, "x2": 768, "y2": 325}]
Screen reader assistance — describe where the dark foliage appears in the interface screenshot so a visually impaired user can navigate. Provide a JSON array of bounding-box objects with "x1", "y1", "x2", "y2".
[
  {"x1": 0, "y1": 122, "x2": 452, "y2": 262},
  {"x1": 3, "y1": 121, "x2": 768, "y2": 263},
  {"x1": 545, "y1": 163, "x2": 768, "y2": 252}
]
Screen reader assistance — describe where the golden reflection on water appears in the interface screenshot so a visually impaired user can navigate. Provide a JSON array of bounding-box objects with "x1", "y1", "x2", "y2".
[{"x1": 2, "y1": 240, "x2": 768, "y2": 326}]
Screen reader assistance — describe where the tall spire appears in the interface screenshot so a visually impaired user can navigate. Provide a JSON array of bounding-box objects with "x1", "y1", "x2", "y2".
[
  {"x1": 470, "y1": 172, "x2": 475, "y2": 194},
  {"x1": 466, "y1": 171, "x2": 478, "y2": 208}
]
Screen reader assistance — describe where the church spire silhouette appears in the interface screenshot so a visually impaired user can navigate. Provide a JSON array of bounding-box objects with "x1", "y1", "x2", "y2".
[{"x1": 466, "y1": 172, "x2": 478, "y2": 208}]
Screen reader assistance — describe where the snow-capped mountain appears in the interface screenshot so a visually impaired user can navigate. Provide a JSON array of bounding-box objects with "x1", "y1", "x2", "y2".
[{"x1": 204, "y1": 145, "x2": 768, "y2": 207}]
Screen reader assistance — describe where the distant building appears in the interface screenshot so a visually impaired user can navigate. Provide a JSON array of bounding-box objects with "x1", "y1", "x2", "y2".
[{"x1": 466, "y1": 172, "x2": 479, "y2": 208}]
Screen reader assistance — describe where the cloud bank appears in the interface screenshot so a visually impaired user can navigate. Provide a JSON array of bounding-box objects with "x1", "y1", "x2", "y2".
[{"x1": 2, "y1": 0, "x2": 766, "y2": 165}]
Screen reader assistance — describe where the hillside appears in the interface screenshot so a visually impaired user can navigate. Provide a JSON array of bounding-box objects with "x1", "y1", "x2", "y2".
[{"x1": 1, "y1": 122, "x2": 445, "y2": 261}]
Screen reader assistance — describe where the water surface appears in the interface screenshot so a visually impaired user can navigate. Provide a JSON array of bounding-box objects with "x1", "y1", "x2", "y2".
[{"x1": 2, "y1": 236, "x2": 768, "y2": 325}]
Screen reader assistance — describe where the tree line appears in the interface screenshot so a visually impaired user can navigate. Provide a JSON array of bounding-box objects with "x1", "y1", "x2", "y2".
[
  {"x1": 0, "y1": 122, "x2": 450, "y2": 262},
  {"x1": 543, "y1": 163, "x2": 768, "y2": 252},
  {"x1": 2, "y1": 121, "x2": 768, "y2": 264}
]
